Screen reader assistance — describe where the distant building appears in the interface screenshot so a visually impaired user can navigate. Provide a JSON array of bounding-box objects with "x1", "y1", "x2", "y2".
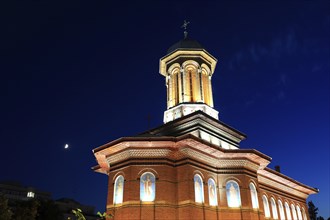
[
  {"x1": 0, "y1": 181, "x2": 98, "y2": 220},
  {"x1": 92, "y1": 31, "x2": 318, "y2": 219},
  {"x1": 0, "y1": 181, "x2": 51, "y2": 203}
]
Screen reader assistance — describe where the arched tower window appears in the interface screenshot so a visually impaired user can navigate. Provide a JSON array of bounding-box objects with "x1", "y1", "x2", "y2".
[
  {"x1": 183, "y1": 64, "x2": 198, "y2": 103},
  {"x1": 271, "y1": 197, "x2": 279, "y2": 219},
  {"x1": 201, "y1": 67, "x2": 213, "y2": 107},
  {"x1": 194, "y1": 174, "x2": 204, "y2": 203},
  {"x1": 285, "y1": 202, "x2": 292, "y2": 220},
  {"x1": 140, "y1": 172, "x2": 156, "y2": 202},
  {"x1": 208, "y1": 178, "x2": 217, "y2": 206},
  {"x1": 113, "y1": 175, "x2": 124, "y2": 205},
  {"x1": 296, "y1": 205, "x2": 303, "y2": 220},
  {"x1": 249, "y1": 182, "x2": 259, "y2": 209},
  {"x1": 167, "y1": 65, "x2": 181, "y2": 109},
  {"x1": 278, "y1": 200, "x2": 286, "y2": 220},
  {"x1": 262, "y1": 195, "x2": 271, "y2": 218},
  {"x1": 226, "y1": 180, "x2": 241, "y2": 207},
  {"x1": 291, "y1": 204, "x2": 298, "y2": 220}
]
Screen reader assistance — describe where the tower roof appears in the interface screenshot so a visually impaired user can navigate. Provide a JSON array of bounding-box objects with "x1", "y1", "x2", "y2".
[{"x1": 167, "y1": 38, "x2": 205, "y2": 54}]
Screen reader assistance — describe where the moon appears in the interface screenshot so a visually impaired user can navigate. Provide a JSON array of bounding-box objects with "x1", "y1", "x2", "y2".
[{"x1": 64, "y1": 144, "x2": 69, "y2": 149}]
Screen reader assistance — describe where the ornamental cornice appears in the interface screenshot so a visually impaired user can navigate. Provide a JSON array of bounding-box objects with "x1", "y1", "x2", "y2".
[
  {"x1": 258, "y1": 169, "x2": 318, "y2": 196},
  {"x1": 98, "y1": 141, "x2": 261, "y2": 172},
  {"x1": 160, "y1": 50, "x2": 217, "y2": 76},
  {"x1": 258, "y1": 175, "x2": 308, "y2": 199},
  {"x1": 93, "y1": 136, "x2": 271, "y2": 174},
  {"x1": 143, "y1": 111, "x2": 247, "y2": 144}
]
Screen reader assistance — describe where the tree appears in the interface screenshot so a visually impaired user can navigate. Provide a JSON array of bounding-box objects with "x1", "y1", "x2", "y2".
[
  {"x1": 69, "y1": 208, "x2": 113, "y2": 220},
  {"x1": 70, "y1": 208, "x2": 86, "y2": 220},
  {"x1": 308, "y1": 201, "x2": 319, "y2": 220},
  {"x1": 317, "y1": 217, "x2": 324, "y2": 220},
  {"x1": 36, "y1": 199, "x2": 63, "y2": 220},
  {"x1": 0, "y1": 194, "x2": 12, "y2": 220},
  {"x1": 12, "y1": 199, "x2": 39, "y2": 220}
]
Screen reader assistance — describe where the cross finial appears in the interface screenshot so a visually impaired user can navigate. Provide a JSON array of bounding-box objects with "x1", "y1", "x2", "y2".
[{"x1": 181, "y1": 20, "x2": 190, "y2": 39}]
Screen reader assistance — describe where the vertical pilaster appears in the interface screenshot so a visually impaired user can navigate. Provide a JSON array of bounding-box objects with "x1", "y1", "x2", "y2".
[
  {"x1": 208, "y1": 75, "x2": 214, "y2": 107},
  {"x1": 179, "y1": 70, "x2": 183, "y2": 103},
  {"x1": 168, "y1": 75, "x2": 172, "y2": 109}
]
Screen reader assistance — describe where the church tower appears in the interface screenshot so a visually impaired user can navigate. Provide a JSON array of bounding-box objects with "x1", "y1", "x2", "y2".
[
  {"x1": 92, "y1": 24, "x2": 317, "y2": 220},
  {"x1": 160, "y1": 23, "x2": 218, "y2": 123}
]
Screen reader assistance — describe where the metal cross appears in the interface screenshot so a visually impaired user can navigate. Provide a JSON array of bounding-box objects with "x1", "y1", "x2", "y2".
[
  {"x1": 181, "y1": 20, "x2": 190, "y2": 38},
  {"x1": 181, "y1": 20, "x2": 190, "y2": 30}
]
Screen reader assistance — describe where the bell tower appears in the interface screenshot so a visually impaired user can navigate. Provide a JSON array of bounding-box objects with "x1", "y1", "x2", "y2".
[{"x1": 159, "y1": 21, "x2": 218, "y2": 123}]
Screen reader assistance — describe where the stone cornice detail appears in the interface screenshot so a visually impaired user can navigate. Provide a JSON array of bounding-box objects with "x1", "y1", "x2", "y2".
[
  {"x1": 93, "y1": 136, "x2": 270, "y2": 174},
  {"x1": 258, "y1": 169, "x2": 318, "y2": 198}
]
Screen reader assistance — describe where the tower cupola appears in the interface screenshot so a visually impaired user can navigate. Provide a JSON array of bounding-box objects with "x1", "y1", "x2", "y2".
[{"x1": 159, "y1": 32, "x2": 218, "y2": 123}]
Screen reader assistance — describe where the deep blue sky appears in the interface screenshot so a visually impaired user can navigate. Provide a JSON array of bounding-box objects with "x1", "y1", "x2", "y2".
[{"x1": 1, "y1": 0, "x2": 329, "y2": 217}]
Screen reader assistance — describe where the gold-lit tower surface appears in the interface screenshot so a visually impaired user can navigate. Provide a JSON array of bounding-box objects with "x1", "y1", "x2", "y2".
[{"x1": 159, "y1": 34, "x2": 218, "y2": 124}]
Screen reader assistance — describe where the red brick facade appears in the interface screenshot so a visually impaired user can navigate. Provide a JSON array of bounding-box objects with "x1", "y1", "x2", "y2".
[{"x1": 93, "y1": 128, "x2": 316, "y2": 220}]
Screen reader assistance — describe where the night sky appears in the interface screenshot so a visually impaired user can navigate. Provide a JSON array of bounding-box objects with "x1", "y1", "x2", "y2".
[{"x1": 1, "y1": 0, "x2": 329, "y2": 217}]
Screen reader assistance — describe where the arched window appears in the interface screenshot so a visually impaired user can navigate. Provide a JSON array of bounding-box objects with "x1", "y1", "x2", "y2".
[
  {"x1": 194, "y1": 174, "x2": 204, "y2": 203},
  {"x1": 201, "y1": 68, "x2": 212, "y2": 106},
  {"x1": 113, "y1": 175, "x2": 124, "y2": 204},
  {"x1": 278, "y1": 200, "x2": 286, "y2": 220},
  {"x1": 169, "y1": 68, "x2": 180, "y2": 107},
  {"x1": 302, "y1": 208, "x2": 308, "y2": 220},
  {"x1": 271, "y1": 197, "x2": 278, "y2": 219},
  {"x1": 249, "y1": 182, "x2": 259, "y2": 209},
  {"x1": 285, "y1": 202, "x2": 292, "y2": 220},
  {"x1": 296, "y1": 205, "x2": 303, "y2": 220},
  {"x1": 208, "y1": 178, "x2": 217, "y2": 206},
  {"x1": 291, "y1": 204, "x2": 298, "y2": 220},
  {"x1": 226, "y1": 180, "x2": 241, "y2": 207},
  {"x1": 140, "y1": 172, "x2": 156, "y2": 202},
  {"x1": 262, "y1": 195, "x2": 271, "y2": 218}
]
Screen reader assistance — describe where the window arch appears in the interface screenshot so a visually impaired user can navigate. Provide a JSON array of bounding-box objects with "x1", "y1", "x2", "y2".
[
  {"x1": 262, "y1": 195, "x2": 271, "y2": 218},
  {"x1": 113, "y1": 175, "x2": 124, "y2": 205},
  {"x1": 194, "y1": 174, "x2": 204, "y2": 203},
  {"x1": 285, "y1": 202, "x2": 292, "y2": 220},
  {"x1": 249, "y1": 182, "x2": 259, "y2": 209},
  {"x1": 201, "y1": 68, "x2": 213, "y2": 107},
  {"x1": 271, "y1": 197, "x2": 278, "y2": 219},
  {"x1": 226, "y1": 180, "x2": 241, "y2": 207},
  {"x1": 169, "y1": 67, "x2": 180, "y2": 107},
  {"x1": 182, "y1": 61, "x2": 199, "y2": 103},
  {"x1": 140, "y1": 172, "x2": 156, "y2": 202},
  {"x1": 291, "y1": 204, "x2": 298, "y2": 220},
  {"x1": 208, "y1": 178, "x2": 217, "y2": 206},
  {"x1": 296, "y1": 205, "x2": 303, "y2": 220},
  {"x1": 278, "y1": 200, "x2": 286, "y2": 220}
]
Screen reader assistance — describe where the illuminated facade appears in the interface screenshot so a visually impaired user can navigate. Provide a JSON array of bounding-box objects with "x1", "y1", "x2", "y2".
[{"x1": 92, "y1": 35, "x2": 318, "y2": 220}]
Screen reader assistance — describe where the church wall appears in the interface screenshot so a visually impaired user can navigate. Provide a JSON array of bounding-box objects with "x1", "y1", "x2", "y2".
[
  {"x1": 204, "y1": 207, "x2": 219, "y2": 220},
  {"x1": 104, "y1": 156, "x2": 310, "y2": 220},
  {"x1": 218, "y1": 208, "x2": 243, "y2": 220}
]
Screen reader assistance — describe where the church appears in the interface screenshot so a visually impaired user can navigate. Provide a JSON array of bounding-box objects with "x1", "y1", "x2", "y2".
[{"x1": 92, "y1": 25, "x2": 318, "y2": 220}]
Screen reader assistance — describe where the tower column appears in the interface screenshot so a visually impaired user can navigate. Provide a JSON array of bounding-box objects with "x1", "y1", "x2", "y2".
[
  {"x1": 208, "y1": 75, "x2": 214, "y2": 107},
  {"x1": 168, "y1": 75, "x2": 174, "y2": 108},
  {"x1": 183, "y1": 69, "x2": 189, "y2": 102},
  {"x1": 166, "y1": 76, "x2": 170, "y2": 108},
  {"x1": 198, "y1": 70, "x2": 204, "y2": 103},
  {"x1": 202, "y1": 73, "x2": 209, "y2": 106}
]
